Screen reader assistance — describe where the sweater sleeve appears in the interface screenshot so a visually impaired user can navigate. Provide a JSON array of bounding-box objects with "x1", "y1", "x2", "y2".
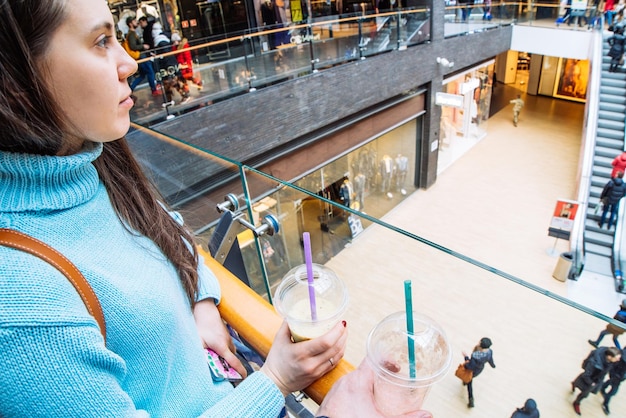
[
  {"x1": 196, "y1": 252, "x2": 221, "y2": 304},
  {"x1": 0, "y1": 326, "x2": 285, "y2": 417},
  {"x1": 0, "y1": 325, "x2": 148, "y2": 418},
  {"x1": 199, "y1": 372, "x2": 285, "y2": 417}
]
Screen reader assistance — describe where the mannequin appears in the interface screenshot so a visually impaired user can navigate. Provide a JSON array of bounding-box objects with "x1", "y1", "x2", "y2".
[
  {"x1": 136, "y1": 1, "x2": 160, "y2": 19},
  {"x1": 367, "y1": 148, "x2": 378, "y2": 190},
  {"x1": 380, "y1": 155, "x2": 394, "y2": 198},
  {"x1": 394, "y1": 153, "x2": 409, "y2": 195},
  {"x1": 353, "y1": 172, "x2": 366, "y2": 210}
]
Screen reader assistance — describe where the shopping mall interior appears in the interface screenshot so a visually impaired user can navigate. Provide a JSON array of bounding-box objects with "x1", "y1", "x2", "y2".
[{"x1": 113, "y1": 0, "x2": 626, "y2": 415}]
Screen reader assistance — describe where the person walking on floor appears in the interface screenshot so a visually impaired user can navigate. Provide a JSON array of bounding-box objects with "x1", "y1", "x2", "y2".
[
  {"x1": 171, "y1": 32, "x2": 204, "y2": 91},
  {"x1": 126, "y1": 16, "x2": 161, "y2": 97},
  {"x1": 571, "y1": 347, "x2": 622, "y2": 415},
  {"x1": 611, "y1": 151, "x2": 626, "y2": 178},
  {"x1": 510, "y1": 94, "x2": 524, "y2": 126},
  {"x1": 461, "y1": 337, "x2": 496, "y2": 408},
  {"x1": 599, "y1": 171, "x2": 626, "y2": 229},
  {"x1": 600, "y1": 347, "x2": 626, "y2": 415},
  {"x1": 589, "y1": 299, "x2": 626, "y2": 350},
  {"x1": 510, "y1": 398, "x2": 540, "y2": 418}
]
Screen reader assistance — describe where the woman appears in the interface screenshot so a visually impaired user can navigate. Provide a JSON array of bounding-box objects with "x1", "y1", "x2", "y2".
[
  {"x1": 172, "y1": 31, "x2": 204, "y2": 91},
  {"x1": 607, "y1": 26, "x2": 626, "y2": 73},
  {"x1": 0, "y1": 0, "x2": 348, "y2": 415},
  {"x1": 571, "y1": 347, "x2": 622, "y2": 415},
  {"x1": 461, "y1": 337, "x2": 496, "y2": 408}
]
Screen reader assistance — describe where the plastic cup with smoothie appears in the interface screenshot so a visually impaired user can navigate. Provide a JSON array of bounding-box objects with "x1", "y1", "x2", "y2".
[
  {"x1": 366, "y1": 311, "x2": 452, "y2": 416},
  {"x1": 273, "y1": 263, "x2": 348, "y2": 342}
]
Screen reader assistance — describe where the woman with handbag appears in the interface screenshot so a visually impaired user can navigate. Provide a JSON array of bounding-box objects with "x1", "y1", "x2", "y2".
[
  {"x1": 461, "y1": 337, "x2": 496, "y2": 408},
  {"x1": 0, "y1": 1, "x2": 373, "y2": 416}
]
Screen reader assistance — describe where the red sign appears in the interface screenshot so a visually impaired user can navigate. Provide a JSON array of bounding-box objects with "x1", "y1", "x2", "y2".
[{"x1": 550, "y1": 199, "x2": 579, "y2": 232}]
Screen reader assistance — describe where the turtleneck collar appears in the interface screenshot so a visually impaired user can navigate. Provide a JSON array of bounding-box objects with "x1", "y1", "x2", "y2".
[{"x1": 0, "y1": 142, "x2": 103, "y2": 213}]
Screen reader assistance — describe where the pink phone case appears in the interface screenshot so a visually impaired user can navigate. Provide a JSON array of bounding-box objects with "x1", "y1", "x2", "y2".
[{"x1": 206, "y1": 348, "x2": 243, "y2": 382}]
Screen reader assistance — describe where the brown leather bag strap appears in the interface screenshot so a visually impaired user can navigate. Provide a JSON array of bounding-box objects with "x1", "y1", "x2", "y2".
[{"x1": 0, "y1": 228, "x2": 106, "y2": 342}]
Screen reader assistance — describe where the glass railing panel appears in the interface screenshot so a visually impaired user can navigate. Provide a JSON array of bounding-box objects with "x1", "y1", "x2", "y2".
[
  {"x1": 400, "y1": 9, "x2": 431, "y2": 48},
  {"x1": 311, "y1": 18, "x2": 363, "y2": 64},
  {"x1": 130, "y1": 36, "x2": 252, "y2": 125},
  {"x1": 531, "y1": 4, "x2": 598, "y2": 29},
  {"x1": 125, "y1": 123, "x2": 246, "y2": 238},
  {"x1": 129, "y1": 10, "x2": 435, "y2": 126},
  {"x1": 443, "y1": 3, "x2": 512, "y2": 38},
  {"x1": 236, "y1": 167, "x2": 624, "y2": 414},
  {"x1": 490, "y1": 1, "x2": 520, "y2": 21},
  {"x1": 443, "y1": 1, "x2": 601, "y2": 38},
  {"x1": 236, "y1": 167, "x2": 300, "y2": 298},
  {"x1": 533, "y1": 3, "x2": 562, "y2": 25},
  {"x1": 242, "y1": 31, "x2": 315, "y2": 88},
  {"x1": 359, "y1": 13, "x2": 397, "y2": 57},
  {"x1": 125, "y1": 124, "x2": 281, "y2": 298}
]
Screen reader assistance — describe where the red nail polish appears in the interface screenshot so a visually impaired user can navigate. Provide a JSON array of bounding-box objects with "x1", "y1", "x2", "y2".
[{"x1": 342, "y1": 320, "x2": 347, "y2": 327}]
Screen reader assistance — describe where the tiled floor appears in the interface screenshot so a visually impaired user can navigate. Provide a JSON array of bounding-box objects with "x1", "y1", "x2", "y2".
[{"x1": 322, "y1": 84, "x2": 626, "y2": 417}]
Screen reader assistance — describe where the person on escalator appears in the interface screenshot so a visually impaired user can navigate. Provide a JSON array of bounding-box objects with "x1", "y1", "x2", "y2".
[
  {"x1": 607, "y1": 26, "x2": 626, "y2": 72},
  {"x1": 611, "y1": 151, "x2": 626, "y2": 178},
  {"x1": 598, "y1": 171, "x2": 626, "y2": 229}
]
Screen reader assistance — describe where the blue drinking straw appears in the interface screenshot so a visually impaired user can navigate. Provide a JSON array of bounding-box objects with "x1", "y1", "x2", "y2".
[
  {"x1": 404, "y1": 280, "x2": 416, "y2": 378},
  {"x1": 303, "y1": 232, "x2": 318, "y2": 321}
]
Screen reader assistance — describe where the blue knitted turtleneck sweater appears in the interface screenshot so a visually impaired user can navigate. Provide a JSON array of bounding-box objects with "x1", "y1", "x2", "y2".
[{"x1": 0, "y1": 143, "x2": 284, "y2": 417}]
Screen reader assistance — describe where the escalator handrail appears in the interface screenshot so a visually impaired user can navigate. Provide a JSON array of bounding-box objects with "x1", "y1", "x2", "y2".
[
  {"x1": 613, "y1": 196, "x2": 625, "y2": 283},
  {"x1": 569, "y1": 26, "x2": 604, "y2": 277}
]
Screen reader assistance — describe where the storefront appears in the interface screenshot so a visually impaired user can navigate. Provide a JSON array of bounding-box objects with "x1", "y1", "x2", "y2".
[
  {"x1": 242, "y1": 113, "x2": 425, "y2": 297},
  {"x1": 437, "y1": 59, "x2": 495, "y2": 174}
]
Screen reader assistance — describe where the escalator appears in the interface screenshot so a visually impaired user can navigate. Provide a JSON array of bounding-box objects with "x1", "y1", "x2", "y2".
[
  {"x1": 577, "y1": 31, "x2": 626, "y2": 293},
  {"x1": 585, "y1": 43, "x2": 626, "y2": 255}
]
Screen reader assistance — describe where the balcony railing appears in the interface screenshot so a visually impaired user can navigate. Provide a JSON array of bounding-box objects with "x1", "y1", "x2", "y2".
[
  {"x1": 129, "y1": 1, "x2": 600, "y2": 127},
  {"x1": 130, "y1": 8, "x2": 431, "y2": 126},
  {"x1": 127, "y1": 121, "x2": 626, "y2": 415}
]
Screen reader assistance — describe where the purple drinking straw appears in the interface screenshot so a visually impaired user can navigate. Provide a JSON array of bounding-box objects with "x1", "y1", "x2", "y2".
[{"x1": 303, "y1": 232, "x2": 318, "y2": 321}]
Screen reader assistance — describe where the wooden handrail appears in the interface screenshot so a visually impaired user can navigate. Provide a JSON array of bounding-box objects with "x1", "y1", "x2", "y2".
[{"x1": 200, "y1": 247, "x2": 355, "y2": 405}]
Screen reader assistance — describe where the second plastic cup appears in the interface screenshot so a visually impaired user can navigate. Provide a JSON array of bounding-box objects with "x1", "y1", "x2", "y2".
[
  {"x1": 366, "y1": 311, "x2": 452, "y2": 416},
  {"x1": 273, "y1": 263, "x2": 348, "y2": 342}
]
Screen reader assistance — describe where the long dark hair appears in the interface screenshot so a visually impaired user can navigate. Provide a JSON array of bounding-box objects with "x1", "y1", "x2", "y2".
[{"x1": 0, "y1": 0, "x2": 200, "y2": 307}]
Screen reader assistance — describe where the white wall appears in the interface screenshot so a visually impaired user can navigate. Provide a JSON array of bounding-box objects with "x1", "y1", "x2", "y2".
[{"x1": 510, "y1": 25, "x2": 593, "y2": 60}]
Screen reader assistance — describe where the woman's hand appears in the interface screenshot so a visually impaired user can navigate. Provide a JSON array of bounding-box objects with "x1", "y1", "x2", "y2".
[
  {"x1": 260, "y1": 320, "x2": 348, "y2": 396},
  {"x1": 193, "y1": 298, "x2": 247, "y2": 378},
  {"x1": 317, "y1": 360, "x2": 433, "y2": 418}
]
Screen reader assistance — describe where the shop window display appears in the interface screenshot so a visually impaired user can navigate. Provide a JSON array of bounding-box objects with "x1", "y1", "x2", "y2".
[
  {"x1": 438, "y1": 60, "x2": 494, "y2": 174},
  {"x1": 232, "y1": 119, "x2": 420, "y2": 298}
]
